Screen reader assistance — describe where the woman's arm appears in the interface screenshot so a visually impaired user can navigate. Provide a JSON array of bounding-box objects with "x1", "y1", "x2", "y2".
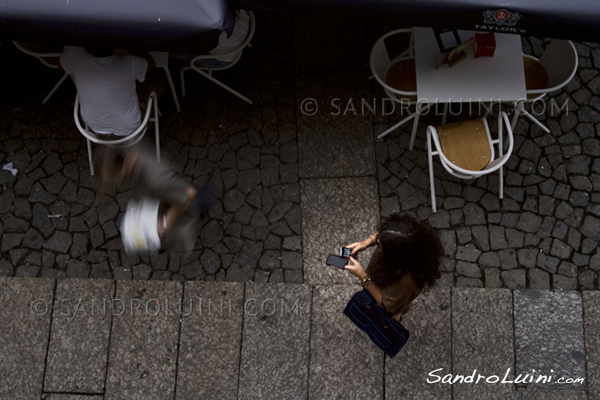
[
  {"x1": 344, "y1": 257, "x2": 384, "y2": 306},
  {"x1": 346, "y1": 231, "x2": 379, "y2": 255}
]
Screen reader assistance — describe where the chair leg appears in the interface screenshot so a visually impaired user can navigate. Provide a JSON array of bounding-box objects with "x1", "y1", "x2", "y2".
[
  {"x1": 180, "y1": 67, "x2": 189, "y2": 98},
  {"x1": 427, "y1": 130, "x2": 437, "y2": 213},
  {"x1": 499, "y1": 166, "x2": 504, "y2": 199},
  {"x1": 409, "y1": 113, "x2": 420, "y2": 151},
  {"x1": 153, "y1": 96, "x2": 160, "y2": 163},
  {"x1": 510, "y1": 112, "x2": 518, "y2": 131},
  {"x1": 42, "y1": 72, "x2": 69, "y2": 104},
  {"x1": 499, "y1": 114, "x2": 504, "y2": 199},
  {"x1": 522, "y1": 108, "x2": 551, "y2": 133},
  {"x1": 161, "y1": 66, "x2": 181, "y2": 112},
  {"x1": 86, "y1": 138, "x2": 95, "y2": 176},
  {"x1": 512, "y1": 102, "x2": 551, "y2": 133},
  {"x1": 510, "y1": 101, "x2": 524, "y2": 131},
  {"x1": 409, "y1": 102, "x2": 430, "y2": 151},
  {"x1": 376, "y1": 113, "x2": 416, "y2": 140},
  {"x1": 194, "y1": 69, "x2": 253, "y2": 105}
]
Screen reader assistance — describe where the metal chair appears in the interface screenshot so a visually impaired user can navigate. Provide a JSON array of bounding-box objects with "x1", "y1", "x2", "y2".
[
  {"x1": 74, "y1": 92, "x2": 160, "y2": 176},
  {"x1": 512, "y1": 40, "x2": 578, "y2": 133},
  {"x1": 149, "y1": 51, "x2": 181, "y2": 112},
  {"x1": 180, "y1": 10, "x2": 256, "y2": 104},
  {"x1": 370, "y1": 28, "x2": 429, "y2": 149},
  {"x1": 427, "y1": 111, "x2": 514, "y2": 212},
  {"x1": 12, "y1": 41, "x2": 69, "y2": 104}
]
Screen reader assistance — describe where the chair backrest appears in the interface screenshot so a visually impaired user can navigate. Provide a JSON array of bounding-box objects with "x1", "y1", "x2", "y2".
[
  {"x1": 237, "y1": 11, "x2": 256, "y2": 53},
  {"x1": 74, "y1": 92, "x2": 156, "y2": 146},
  {"x1": 149, "y1": 51, "x2": 169, "y2": 69},
  {"x1": 190, "y1": 10, "x2": 256, "y2": 67},
  {"x1": 534, "y1": 40, "x2": 578, "y2": 94},
  {"x1": 369, "y1": 28, "x2": 416, "y2": 97},
  {"x1": 13, "y1": 41, "x2": 63, "y2": 69}
]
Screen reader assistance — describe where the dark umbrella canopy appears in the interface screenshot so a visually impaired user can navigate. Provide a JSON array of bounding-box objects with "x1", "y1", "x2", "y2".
[
  {"x1": 234, "y1": 0, "x2": 600, "y2": 43},
  {"x1": 1, "y1": 0, "x2": 599, "y2": 50},
  {"x1": 0, "y1": 0, "x2": 235, "y2": 52}
]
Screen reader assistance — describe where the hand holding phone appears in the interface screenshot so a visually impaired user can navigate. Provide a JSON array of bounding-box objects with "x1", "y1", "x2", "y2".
[
  {"x1": 326, "y1": 254, "x2": 348, "y2": 269},
  {"x1": 340, "y1": 246, "x2": 358, "y2": 259},
  {"x1": 344, "y1": 256, "x2": 366, "y2": 278}
]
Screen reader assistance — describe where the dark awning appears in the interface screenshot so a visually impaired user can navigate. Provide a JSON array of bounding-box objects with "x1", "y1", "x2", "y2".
[
  {"x1": 0, "y1": 0, "x2": 235, "y2": 52},
  {"x1": 1, "y1": 0, "x2": 599, "y2": 51},
  {"x1": 234, "y1": 0, "x2": 600, "y2": 43}
]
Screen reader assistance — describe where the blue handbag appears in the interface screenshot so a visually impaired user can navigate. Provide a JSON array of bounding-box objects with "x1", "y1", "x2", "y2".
[{"x1": 343, "y1": 289, "x2": 409, "y2": 358}]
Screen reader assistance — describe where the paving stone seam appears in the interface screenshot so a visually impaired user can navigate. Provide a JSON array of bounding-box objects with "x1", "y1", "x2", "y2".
[
  {"x1": 509, "y1": 289, "x2": 521, "y2": 391},
  {"x1": 235, "y1": 283, "x2": 248, "y2": 400},
  {"x1": 171, "y1": 282, "x2": 186, "y2": 400},
  {"x1": 97, "y1": 282, "x2": 117, "y2": 397},
  {"x1": 40, "y1": 278, "x2": 57, "y2": 397},
  {"x1": 582, "y1": 291, "x2": 596, "y2": 398},
  {"x1": 305, "y1": 285, "x2": 317, "y2": 400}
]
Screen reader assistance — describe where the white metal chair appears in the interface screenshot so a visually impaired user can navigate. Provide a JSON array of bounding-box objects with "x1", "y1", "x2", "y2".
[
  {"x1": 74, "y1": 91, "x2": 160, "y2": 176},
  {"x1": 511, "y1": 40, "x2": 578, "y2": 133},
  {"x1": 427, "y1": 111, "x2": 514, "y2": 212},
  {"x1": 370, "y1": 28, "x2": 429, "y2": 149},
  {"x1": 180, "y1": 10, "x2": 256, "y2": 104},
  {"x1": 13, "y1": 41, "x2": 69, "y2": 104},
  {"x1": 149, "y1": 51, "x2": 181, "y2": 112}
]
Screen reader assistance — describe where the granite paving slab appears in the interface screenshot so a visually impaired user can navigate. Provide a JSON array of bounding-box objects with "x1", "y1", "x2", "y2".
[
  {"x1": 583, "y1": 291, "x2": 600, "y2": 399},
  {"x1": 309, "y1": 284, "x2": 383, "y2": 400},
  {"x1": 175, "y1": 282, "x2": 244, "y2": 400},
  {"x1": 386, "y1": 287, "x2": 452, "y2": 400},
  {"x1": 104, "y1": 280, "x2": 183, "y2": 400},
  {"x1": 452, "y1": 288, "x2": 515, "y2": 400},
  {"x1": 44, "y1": 278, "x2": 114, "y2": 394},
  {"x1": 514, "y1": 290, "x2": 586, "y2": 389},
  {"x1": 238, "y1": 283, "x2": 311, "y2": 400},
  {"x1": 0, "y1": 278, "x2": 54, "y2": 400},
  {"x1": 514, "y1": 387, "x2": 587, "y2": 399},
  {"x1": 300, "y1": 177, "x2": 379, "y2": 285},
  {"x1": 42, "y1": 395, "x2": 104, "y2": 400},
  {"x1": 296, "y1": 73, "x2": 376, "y2": 178}
]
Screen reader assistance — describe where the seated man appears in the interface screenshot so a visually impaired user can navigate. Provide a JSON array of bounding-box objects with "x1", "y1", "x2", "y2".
[{"x1": 60, "y1": 46, "x2": 155, "y2": 136}]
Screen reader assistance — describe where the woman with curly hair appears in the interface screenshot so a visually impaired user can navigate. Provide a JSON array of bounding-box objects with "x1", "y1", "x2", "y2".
[{"x1": 345, "y1": 213, "x2": 444, "y2": 321}]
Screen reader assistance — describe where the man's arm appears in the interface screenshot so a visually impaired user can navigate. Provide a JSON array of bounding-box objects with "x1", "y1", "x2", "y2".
[{"x1": 132, "y1": 50, "x2": 155, "y2": 74}]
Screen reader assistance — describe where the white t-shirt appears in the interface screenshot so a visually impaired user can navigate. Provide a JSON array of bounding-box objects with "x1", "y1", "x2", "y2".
[
  {"x1": 61, "y1": 46, "x2": 148, "y2": 136},
  {"x1": 210, "y1": 10, "x2": 250, "y2": 63}
]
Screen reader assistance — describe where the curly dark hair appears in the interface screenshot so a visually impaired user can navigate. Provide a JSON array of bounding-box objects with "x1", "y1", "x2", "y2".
[{"x1": 368, "y1": 213, "x2": 443, "y2": 290}]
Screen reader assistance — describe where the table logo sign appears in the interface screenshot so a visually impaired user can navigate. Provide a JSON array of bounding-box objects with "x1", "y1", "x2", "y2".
[
  {"x1": 483, "y1": 9, "x2": 522, "y2": 27},
  {"x1": 476, "y1": 9, "x2": 525, "y2": 34}
]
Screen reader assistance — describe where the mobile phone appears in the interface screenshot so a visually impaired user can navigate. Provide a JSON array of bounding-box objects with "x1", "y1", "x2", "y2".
[
  {"x1": 326, "y1": 254, "x2": 348, "y2": 269},
  {"x1": 340, "y1": 247, "x2": 352, "y2": 258},
  {"x1": 340, "y1": 247, "x2": 358, "y2": 259}
]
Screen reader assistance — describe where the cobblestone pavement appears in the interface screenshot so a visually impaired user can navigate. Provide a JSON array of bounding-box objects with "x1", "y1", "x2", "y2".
[
  {"x1": 1, "y1": 13, "x2": 600, "y2": 291},
  {"x1": 374, "y1": 37, "x2": 600, "y2": 291}
]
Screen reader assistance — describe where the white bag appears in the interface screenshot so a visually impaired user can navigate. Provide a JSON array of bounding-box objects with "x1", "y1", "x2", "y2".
[{"x1": 121, "y1": 198, "x2": 161, "y2": 254}]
